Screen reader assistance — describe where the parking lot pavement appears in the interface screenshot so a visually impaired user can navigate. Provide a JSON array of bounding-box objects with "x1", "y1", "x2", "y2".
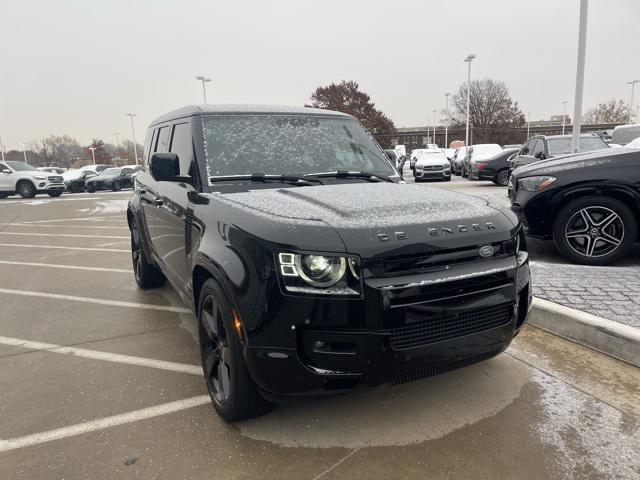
[
  {"x1": 405, "y1": 167, "x2": 640, "y2": 327},
  {"x1": 1, "y1": 191, "x2": 639, "y2": 479}
]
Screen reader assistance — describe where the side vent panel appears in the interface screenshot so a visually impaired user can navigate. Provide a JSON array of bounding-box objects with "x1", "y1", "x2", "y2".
[{"x1": 185, "y1": 208, "x2": 194, "y2": 255}]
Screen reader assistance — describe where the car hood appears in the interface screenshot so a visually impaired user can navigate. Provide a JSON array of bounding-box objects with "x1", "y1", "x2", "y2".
[
  {"x1": 511, "y1": 148, "x2": 631, "y2": 178},
  {"x1": 214, "y1": 183, "x2": 517, "y2": 257},
  {"x1": 415, "y1": 157, "x2": 448, "y2": 167}
]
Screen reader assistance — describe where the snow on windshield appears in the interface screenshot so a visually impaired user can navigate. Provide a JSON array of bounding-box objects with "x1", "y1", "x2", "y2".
[
  {"x1": 201, "y1": 115, "x2": 394, "y2": 182},
  {"x1": 547, "y1": 137, "x2": 607, "y2": 155}
]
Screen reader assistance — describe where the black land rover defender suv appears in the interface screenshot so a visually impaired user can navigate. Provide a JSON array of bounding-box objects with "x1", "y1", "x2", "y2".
[{"x1": 128, "y1": 105, "x2": 531, "y2": 421}]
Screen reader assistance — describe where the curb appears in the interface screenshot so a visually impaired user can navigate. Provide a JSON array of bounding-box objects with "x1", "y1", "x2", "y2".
[{"x1": 528, "y1": 297, "x2": 640, "y2": 367}]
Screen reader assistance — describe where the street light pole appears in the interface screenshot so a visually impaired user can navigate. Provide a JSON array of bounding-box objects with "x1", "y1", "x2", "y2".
[
  {"x1": 444, "y1": 93, "x2": 450, "y2": 148},
  {"x1": 426, "y1": 118, "x2": 430, "y2": 145},
  {"x1": 562, "y1": 101, "x2": 568, "y2": 135},
  {"x1": 432, "y1": 109, "x2": 437, "y2": 146},
  {"x1": 527, "y1": 113, "x2": 532, "y2": 139},
  {"x1": 464, "y1": 54, "x2": 476, "y2": 148},
  {"x1": 19, "y1": 142, "x2": 28, "y2": 164},
  {"x1": 126, "y1": 113, "x2": 139, "y2": 165},
  {"x1": 627, "y1": 80, "x2": 640, "y2": 124},
  {"x1": 571, "y1": 0, "x2": 589, "y2": 153},
  {"x1": 195, "y1": 75, "x2": 212, "y2": 104},
  {"x1": 89, "y1": 147, "x2": 96, "y2": 166}
]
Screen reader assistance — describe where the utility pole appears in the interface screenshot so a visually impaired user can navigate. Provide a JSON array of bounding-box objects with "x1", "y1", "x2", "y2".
[
  {"x1": 126, "y1": 113, "x2": 139, "y2": 165},
  {"x1": 432, "y1": 109, "x2": 437, "y2": 146},
  {"x1": 0, "y1": 137, "x2": 4, "y2": 162},
  {"x1": 20, "y1": 142, "x2": 28, "y2": 164},
  {"x1": 89, "y1": 147, "x2": 96, "y2": 166},
  {"x1": 627, "y1": 80, "x2": 640, "y2": 124},
  {"x1": 464, "y1": 54, "x2": 476, "y2": 147},
  {"x1": 444, "y1": 93, "x2": 450, "y2": 148},
  {"x1": 562, "y1": 101, "x2": 569, "y2": 135},
  {"x1": 571, "y1": 0, "x2": 589, "y2": 153},
  {"x1": 195, "y1": 75, "x2": 212, "y2": 104},
  {"x1": 527, "y1": 113, "x2": 532, "y2": 139},
  {"x1": 426, "y1": 118, "x2": 430, "y2": 145}
]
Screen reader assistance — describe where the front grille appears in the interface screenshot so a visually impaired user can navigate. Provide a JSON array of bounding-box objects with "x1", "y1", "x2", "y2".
[
  {"x1": 419, "y1": 165, "x2": 443, "y2": 171},
  {"x1": 48, "y1": 175, "x2": 63, "y2": 183},
  {"x1": 389, "y1": 303, "x2": 513, "y2": 350},
  {"x1": 301, "y1": 330, "x2": 368, "y2": 373},
  {"x1": 393, "y1": 348, "x2": 504, "y2": 384}
]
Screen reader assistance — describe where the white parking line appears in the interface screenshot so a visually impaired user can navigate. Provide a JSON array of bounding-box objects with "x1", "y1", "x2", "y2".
[
  {"x1": 0, "y1": 243, "x2": 129, "y2": 253},
  {"x1": 0, "y1": 232, "x2": 129, "y2": 239},
  {"x1": 0, "y1": 335, "x2": 201, "y2": 375},
  {"x1": 0, "y1": 288, "x2": 192, "y2": 314},
  {"x1": 0, "y1": 223, "x2": 128, "y2": 230},
  {"x1": 0, "y1": 395, "x2": 211, "y2": 453},
  {"x1": 0, "y1": 260, "x2": 132, "y2": 273},
  {"x1": 16, "y1": 216, "x2": 123, "y2": 224}
]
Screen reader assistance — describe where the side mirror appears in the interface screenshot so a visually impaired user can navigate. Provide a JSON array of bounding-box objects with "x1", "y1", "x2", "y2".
[
  {"x1": 150, "y1": 153, "x2": 190, "y2": 183},
  {"x1": 2, "y1": 169, "x2": 11, "y2": 174}
]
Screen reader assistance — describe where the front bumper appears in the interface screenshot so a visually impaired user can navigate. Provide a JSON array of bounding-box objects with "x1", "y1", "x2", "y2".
[
  {"x1": 414, "y1": 168, "x2": 451, "y2": 180},
  {"x1": 245, "y1": 256, "x2": 532, "y2": 398}
]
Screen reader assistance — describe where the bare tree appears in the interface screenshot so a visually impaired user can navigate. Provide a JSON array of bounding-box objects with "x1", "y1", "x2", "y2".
[
  {"x1": 451, "y1": 78, "x2": 525, "y2": 144},
  {"x1": 29, "y1": 135, "x2": 84, "y2": 167},
  {"x1": 306, "y1": 80, "x2": 396, "y2": 147},
  {"x1": 583, "y1": 99, "x2": 630, "y2": 124}
]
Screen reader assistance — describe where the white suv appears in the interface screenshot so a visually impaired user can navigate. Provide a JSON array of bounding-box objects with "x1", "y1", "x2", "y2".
[{"x1": 0, "y1": 161, "x2": 66, "y2": 199}]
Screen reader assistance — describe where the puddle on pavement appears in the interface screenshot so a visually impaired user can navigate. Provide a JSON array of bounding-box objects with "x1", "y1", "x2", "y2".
[{"x1": 237, "y1": 354, "x2": 529, "y2": 448}]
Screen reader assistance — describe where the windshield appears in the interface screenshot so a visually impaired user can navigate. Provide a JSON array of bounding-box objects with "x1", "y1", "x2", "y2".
[
  {"x1": 547, "y1": 137, "x2": 608, "y2": 155},
  {"x1": 417, "y1": 152, "x2": 445, "y2": 160},
  {"x1": 6, "y1": 161, "x2": 36, "y2": 172},
  {"x1": 202, "y1": 115, "x2": 395, "y2": 182},
  {"x1": 100, "y1": 168, "x2": 121, "y2": 176}
]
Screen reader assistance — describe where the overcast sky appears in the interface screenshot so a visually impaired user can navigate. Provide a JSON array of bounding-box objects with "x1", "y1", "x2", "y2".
[{"x1": 1, "y1": 0, "x2": 638, "y2": 150}]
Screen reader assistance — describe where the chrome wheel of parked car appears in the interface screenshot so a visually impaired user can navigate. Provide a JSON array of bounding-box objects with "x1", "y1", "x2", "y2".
[
  {"x1": 16, "y1": 180, "x2": 36, "y2": 198},
  {"x1": 553, "y1": 196, "x2": 636, "y2": 265}
]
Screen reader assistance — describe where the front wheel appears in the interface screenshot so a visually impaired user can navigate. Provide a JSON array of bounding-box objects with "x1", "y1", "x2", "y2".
[
  {"x1": 197, "y1": 279, "x2": 272, "y2": 422},
  {"x1": 495, "y1": 169, "x2": 510, "y2": 186},
  {"x1": 553, "y1": 196, "x2": 637, "y2": 265},
  {"x1": 69, "y1": 183, "x2": 81, "y2": 193},
  {"x1": 16, "y1": 181, "x2": 36, "y2": 199},
  {"x1": 111, "y1": 181, "x2": 121, "y2": 192},
  {"x1": 130, "y1": 220, "x2": 166, "y2": 288}
]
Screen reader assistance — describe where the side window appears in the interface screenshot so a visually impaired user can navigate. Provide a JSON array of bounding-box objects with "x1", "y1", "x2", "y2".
[
  {"x1": 156, "y1": 126, "x2": 170, "y2": 153},
  {"x1": 143, "y1": 129, "x2": 154, "y2": 166},
  {"x1": 532, "y1": 139, "x2": 544, "y2": 158},
  {"x1": 0, "y1": 163, "x2": 8, "y2": 171},
  {"x1": 520, "y1": 140, "x2": 533, "y2": 156},
  {"x1": 122, "y1": 168, "x2": 134, "y2": 175},
  {"x1": 169, "y1": 123, "x2": 194, "y2": 176}
]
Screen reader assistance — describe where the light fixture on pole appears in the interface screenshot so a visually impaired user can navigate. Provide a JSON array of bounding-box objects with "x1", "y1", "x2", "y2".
[
  {"x1": 444, "y1": 93, "x2": 450, "y2": 148},
  {"x1": 195, "y1": 75, "x2": 212, "y2": 104},
  {"x1": 19, "y1": 142, "x2": 28, "y2": 164},
  {"x1": 88, "y1": 147, "x2": 97, "y2": 166},
  {"x1": 126, "y1": 113, "x2": 139, "y2": 165},
  {"x1": 432, "y1": 109, "x2": 437, "y2": 146},
  {"x1": 627, "y1": 80, "x2": 640, "y2": 124},
  {"x1": 562, "y1": 101, "x2": 569, "y2": 135},
  {"x1": 527, "y1": 113, "x2": 532, "y2": 139},
  {"x1": 571, "y1": 0, "x2": 589, "y2": 153},
  {"x1": 425, "y1": 118, "x2": 430, "y2": 145},
  {"x1": 464, "y1": 54, "x2": 476, "y2": 147}
]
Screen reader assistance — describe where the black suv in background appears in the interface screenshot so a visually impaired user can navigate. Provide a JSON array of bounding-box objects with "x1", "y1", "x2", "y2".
[
  {"x1": 509, "y1": 147, "x2": 640, "y2": 265},
  {"x1": 509, "y1": 134, "x2": 609, "y2": 171},
  {"x1": 470, "y1": 148, "x2": 519, "y2": 185},
  {"x1": 86, "y1": 166, "x2": 140, "y2": 192},
  {"x1": 128, "y1": 105, "x2": 531, "y2": 421}
]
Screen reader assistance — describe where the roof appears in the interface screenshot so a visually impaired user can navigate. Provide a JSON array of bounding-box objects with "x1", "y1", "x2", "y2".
[
  {"x1": 150, "y1": 104, "x2": 351, "y2": 126},
  {"x1": 535, "y1": 133, "x2": 598, "y2": 139}
]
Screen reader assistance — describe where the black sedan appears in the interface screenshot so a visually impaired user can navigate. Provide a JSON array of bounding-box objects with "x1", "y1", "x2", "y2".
[
  {"x1": 509, "y1": 147, "x2": 640, "y2": 265},
  {"x1": 470, "y1": 148, "x2": 519, "y2": 185},
  {"x1": 85, "y1": 166, "x2": 140, "y2": 192}
]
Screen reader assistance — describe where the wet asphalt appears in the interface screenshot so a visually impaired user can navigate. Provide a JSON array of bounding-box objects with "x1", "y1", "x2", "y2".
[{"x1": 0, "y1": 188, "x2": 638, "y2": 479}]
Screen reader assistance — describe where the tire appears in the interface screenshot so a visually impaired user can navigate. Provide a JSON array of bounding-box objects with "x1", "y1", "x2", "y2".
[
  {"x1": 197, "y1": 278, "x2": 272, "y2": 422},
  {"x1": 48, "y1": 191, "x2": 63, "y2": 197},
  {"x1": 86, "y1": 187, "x2": 95, "y2": 193},
  {"x1": 112, "y1": 181, "x2": 121, "y2": 192},
  {"x1": 553, "y1": 196, "x2": 637, "y2": 266},
  {"x1": 70, "y1": 183, "x2": 81, "y2": 193},
  {"x1": 130, "y1": 220, "x2": 166, "y2": 289},
  {"x1": 495, "y1": 169, "x2": 510, "y2": 187},
  {"x1": 16, "y1": 180, "x2": 36, "y2": 199}
]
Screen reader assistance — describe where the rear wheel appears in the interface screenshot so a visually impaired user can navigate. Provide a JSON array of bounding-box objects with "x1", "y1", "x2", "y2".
[
  {"x1": 197, "y1": 279, "x2": 272, "y2": 422},
  {"x1": 495, "y1": 169, "x2": 510, "y2": 186},
  {"x1": 16, "y1": 181, "x2": 36, "y2": 199},
  {"x1": 70, "y1": 183, "x2": 81, "y2": 193},
  {"x1": 130, "y1": 220, "x2": 166, "y2": 288},
  {"x1": 553, "y1": 196, "x2": 637, "y2": 265}
]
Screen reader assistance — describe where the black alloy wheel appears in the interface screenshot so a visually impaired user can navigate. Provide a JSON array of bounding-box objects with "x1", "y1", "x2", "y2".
[
  {"x1": 197, "y1": 279, "x2": 272, "y2": 422},
  {"x1": 553, "y1": 196, "x2": 636, "y2": 265},
  {"x1": 495, "y1": 169, "x2": 510, "y2": 186},
  {"x1": 130, "y1": 220, "x2": 165, "y2": 288},
  {"x1": 112, "y1": 181, "x2": 121, "y2": 191},
  {"x1": 16, "y1": 181, "x2": 36, "y2": 199},
  {"x1": 70, "y1": 182, "x2": 81, "y2": 193}
]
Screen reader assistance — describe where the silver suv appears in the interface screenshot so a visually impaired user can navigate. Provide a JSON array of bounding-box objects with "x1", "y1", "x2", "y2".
[{"x1": 0, "y1": 161, "x2": 65, "y2": 199}]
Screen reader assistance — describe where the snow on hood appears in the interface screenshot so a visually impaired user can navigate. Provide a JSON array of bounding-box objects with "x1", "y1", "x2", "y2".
[
  {"x1": 214, "y1": 183, "x2": 510, "y2": 230},
  {"x1": 415, "y1": 155, "x2": 449, "y2": 167},
  {"x1": 512, "y1": 147, "x2": 638, "y2": 177}
]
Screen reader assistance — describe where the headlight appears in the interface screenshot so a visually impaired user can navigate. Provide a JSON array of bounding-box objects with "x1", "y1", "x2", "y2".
[
  {"x1": 278, "y1": 253, "x2": 360, "y2": 295},
  {"x1": 34, "y1": 175, "x2": 46, "y2": 180},
  {"x1": 517, "y1": 176, "x2": 556, "y2": 192}
]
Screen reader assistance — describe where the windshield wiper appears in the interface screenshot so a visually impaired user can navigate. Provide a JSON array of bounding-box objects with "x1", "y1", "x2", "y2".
[
  {"x1": 304, "y1": 171, "x2": 395, "y2": 183},
  {"x1": 209, "y1": 173, "x2": 323, "y2": 186}
]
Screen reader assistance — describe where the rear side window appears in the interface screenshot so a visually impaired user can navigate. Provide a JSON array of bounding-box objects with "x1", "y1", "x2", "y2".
[
  {"x1": 169, "y1": 123, "x2": 194, "y2": 176},
  {"x1": 143, "y1": 129, "x2": 154, "y2": 166},
  {"x1": 156, "y1": 126, "x2": 170, "y2": 153}
]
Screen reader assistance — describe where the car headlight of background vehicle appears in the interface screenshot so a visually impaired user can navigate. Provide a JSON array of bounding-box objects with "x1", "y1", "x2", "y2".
[
  {"x1": 278, "y1": 253, "x2": 361, "y2": 296},
  {"x1": 34, "y1": 175, "x2": 46, "y2": 180},
  {"x1": 517, "y1": 176, "x2": 556, "y2": 192}
]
